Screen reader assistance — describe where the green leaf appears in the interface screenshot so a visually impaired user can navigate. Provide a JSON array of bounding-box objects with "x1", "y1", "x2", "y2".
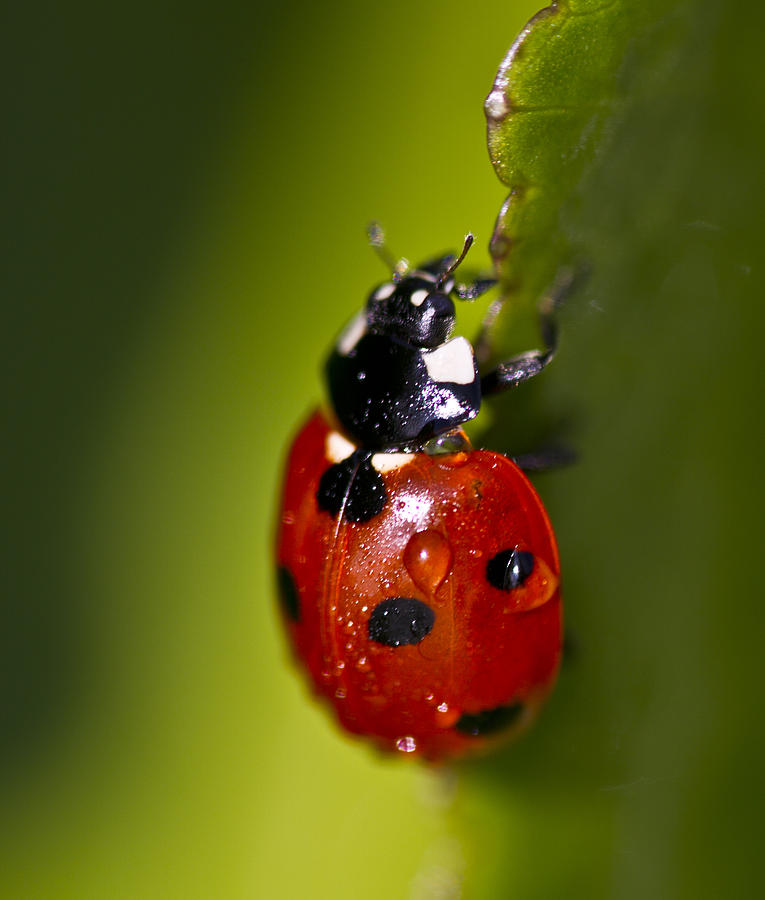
[{"x1": 485, "y1": 0, "x2": 679, "y2": 328}]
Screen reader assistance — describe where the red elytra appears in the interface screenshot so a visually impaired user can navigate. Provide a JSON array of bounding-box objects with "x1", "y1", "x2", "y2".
[{"x1": 276, "y1": 410, "x2": 562, "y2": 761}]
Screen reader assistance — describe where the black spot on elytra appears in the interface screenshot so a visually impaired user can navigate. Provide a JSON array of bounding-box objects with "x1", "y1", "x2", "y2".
[
  {"x1": 455, "y1": 703, "x2": 524, "y2": 737},
  {"x1": 277, "y1": 565, "x2": 300, "y2": 622},
  {"x1": 368, "y1": 597, "x2": 435, "y2": 647},
  {"x1": 486, "y1": 548, "x2": 534, "y2": 591},
  {"x1": 316, "y1": 451, "x2": 386, "y2": 523}
]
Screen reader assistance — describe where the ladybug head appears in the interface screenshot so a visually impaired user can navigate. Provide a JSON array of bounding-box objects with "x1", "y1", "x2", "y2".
[
  {"x1": 364, "y1": 233, "x2": 481, "y2": 349},
  {"x1": 365, "y1": 273, "x2": 456, "y2": 349}
]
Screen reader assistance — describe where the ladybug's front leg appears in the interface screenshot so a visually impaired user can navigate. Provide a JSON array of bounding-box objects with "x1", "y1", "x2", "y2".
[
  {"x1": 479, "y1": 267, "x2": 582, "y2": 472},
  {"x1": 478, "y1": 266, "x2": 584, "y2": 394},
  {"x1": 479, "y1": 269, "x2": 574, "y2": 394}
]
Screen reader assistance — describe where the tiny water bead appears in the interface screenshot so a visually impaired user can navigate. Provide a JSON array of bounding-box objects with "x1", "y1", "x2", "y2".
[
  {"x1": 422, "y1": 429, "x2": 472, "y2": 458},
  {"x1": 403, "y1": 529, "x2": 453, "y2": 596}
]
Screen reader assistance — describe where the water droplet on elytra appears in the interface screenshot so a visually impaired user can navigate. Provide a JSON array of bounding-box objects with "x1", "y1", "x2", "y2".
[{"x1": 403, "y1": 529, "x2": 453, "y2": 595}]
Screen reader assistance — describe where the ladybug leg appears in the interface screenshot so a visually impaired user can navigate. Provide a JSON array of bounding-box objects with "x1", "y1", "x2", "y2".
[
  {"x1": 511, "y1": 446, "x2": 577, "y2": 472},
  {"x1": 480, "y1": 343, "x2": 556, "y2": 395},
  {"x1": 478, "y1": 266, "x2": 579, "y2": 393},
  {"x1": 453, "y1": 276, "x2": 496, "y2": 300}
]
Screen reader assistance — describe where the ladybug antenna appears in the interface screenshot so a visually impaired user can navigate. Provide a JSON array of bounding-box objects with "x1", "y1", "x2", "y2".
[
  {"x1": 367, "y1": 221, "x2": 410, "y2": 281},
  {"x1": 436, "y1": 233, "x2": 474, "y2": 289}
]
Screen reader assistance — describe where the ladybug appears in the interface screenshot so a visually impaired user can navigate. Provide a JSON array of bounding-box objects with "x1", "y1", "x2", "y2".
[{"x1": 276, "y1": 229, "x2": 563, "y2": 760}]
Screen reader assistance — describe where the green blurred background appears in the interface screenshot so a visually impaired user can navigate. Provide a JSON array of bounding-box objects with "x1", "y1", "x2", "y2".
[{"x1": 4, "y1": 1, "x2": 765, "y2": 897}]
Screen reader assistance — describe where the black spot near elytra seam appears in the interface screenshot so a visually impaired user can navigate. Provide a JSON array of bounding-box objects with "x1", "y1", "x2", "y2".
[
  {"x1": 455, "y1": 702, "x2": 524, "y2": 737},
  {"x1": 486, "y1": 548, "x2": 534, "y2": 591},
  {"x1": 277, "y1": 565, "x2": 300, "y2": 622},
  {"x1": 316, "y1": 451, "x2": 386, "y2": 523},
  {"x1": 368, "y1": 597, "x2": 435, "y2": 647}
]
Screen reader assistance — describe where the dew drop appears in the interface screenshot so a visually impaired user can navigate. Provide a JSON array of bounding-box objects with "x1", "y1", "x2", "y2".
[
  {"x1": 396, "y1": 736, "x2": 417, "y2": 753},
  {"x1": 403, "y1": 529, "x2": 453, "y2": 595},
  {"x1": 422, "y1": 429, "x2": 472, "y2": 458}
]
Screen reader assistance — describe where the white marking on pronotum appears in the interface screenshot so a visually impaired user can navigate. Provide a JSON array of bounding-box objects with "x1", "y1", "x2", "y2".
[
  {"x1": 371, "y1": 452, "x2": 416, "y2": 473},
  {"x1": 422, "y1": 336, "x2": 476, "y2": 384},
  {"x1": 410, "y1": 289, "x2": 429, "y2": 307},
  {"x1": 373, "y1": 282, "x2": 396, "y2": 301},
  {"x1": 336, "y1": 311, "x2": 367, "y2": 356},
  {"x1": 326, "y1": 431, "x2": 356, "y2": 463}
]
